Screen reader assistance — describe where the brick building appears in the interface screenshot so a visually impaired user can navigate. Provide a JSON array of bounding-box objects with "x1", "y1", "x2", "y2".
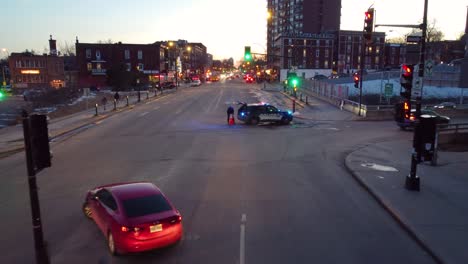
[
  {"x1": 336, "y1": 30, "x2": 386, "y2": 72},
  {"x1": 76, "y1": 40, "x2": 165, "y2": 88},
  {"x1": 8, "y1": 36, "x2": 65, "y2": 91}
]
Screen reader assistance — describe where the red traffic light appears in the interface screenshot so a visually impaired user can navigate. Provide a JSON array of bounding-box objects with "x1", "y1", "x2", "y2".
[
  {"x1": 365, "y1": 11, "x2": 372, "y2": 20},
  {"x1": 402, "y1": 64, "x2": 412, "y2": 77},
  {"x1": 353, "y1": 74, "x2": 360, "y2": 88}
]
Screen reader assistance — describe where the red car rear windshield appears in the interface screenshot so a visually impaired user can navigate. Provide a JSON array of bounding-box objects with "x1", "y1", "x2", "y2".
[{"x1": 122, "y1": 194, "x2": 172, "y2": 218}]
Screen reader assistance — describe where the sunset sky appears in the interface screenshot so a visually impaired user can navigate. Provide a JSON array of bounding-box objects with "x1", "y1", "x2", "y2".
[{"x1": 1, "y1": 0, "x2": 466, "y2": 61}]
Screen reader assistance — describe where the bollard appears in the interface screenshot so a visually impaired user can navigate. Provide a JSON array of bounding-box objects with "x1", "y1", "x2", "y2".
[
  {"x1": 126, "y1": 96, "x2": 129, "y2": 106},
  {"x1": 138, "y1": 90, "x2": 141, "y2": 102},
  {"x1": 293, "y1": 99, "x2": 296, "y2": 113},
  {"x1": 113, "y1": 99, "x2": 117, "y2": 111},
  {"x1": 147, "y1": 92, "x2": 149, "y2": 100},
  {"x1": 300, "y1": 93, "x2": 303, "y2": 101},
  {"x1": 95, "y1": 103, "x2": 98, "y2": 116},
  {"x1": 306, "y1": 96, "x2": 308, "y2": 105}
]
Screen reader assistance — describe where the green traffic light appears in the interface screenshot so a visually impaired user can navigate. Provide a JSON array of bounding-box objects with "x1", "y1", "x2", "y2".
[
  {"x1": 0, "y1": 91, "x2": 4, "y2": 99},
  {"x1": 292, "y1": 79, "x2": 298, "y2": 86},
  {"x1": 245, "y1": 54, "x2": 251, "y2": 60}
]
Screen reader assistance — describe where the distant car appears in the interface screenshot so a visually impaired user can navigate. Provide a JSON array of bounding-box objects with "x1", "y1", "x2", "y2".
[
  {"x1": 433, "y1": 102, "x2": 456, "y2": 109},
  {"x1": 245, "y1": 75, "x2": 254, "y2": 83},
  {"x1": 190, "y1": 80, "x2": 201, "y2": 87},
  {"x1": 313, "y1": 74, "x2": 327, "y2": 80},
  {"x1": 396, "y1": 109, "x2": 450, "y2": 130},
  {"x1": 237, "y1": 103, "x2": 293, "y2": 125},
  {"x1": 82, "y1": 182, "x2": 183, "y2": 255},
  {"x1": 162, "y1": 82, "x2": 176, "y2": 89}
]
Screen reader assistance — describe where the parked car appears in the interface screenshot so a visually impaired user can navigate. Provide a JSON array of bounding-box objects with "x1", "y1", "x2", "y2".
[
  {"x1": 162, "y1": 82, "x2": 176, "y2": 89},
  {"x1": 433, "y1": 102, "x2": 456, "y2": 109},
  {"x1": 82, "y1": 182, "x2": 183, "y2": 255},
  {"x1": 313, "y1": 74, "x2": 327, "y2": 80}
]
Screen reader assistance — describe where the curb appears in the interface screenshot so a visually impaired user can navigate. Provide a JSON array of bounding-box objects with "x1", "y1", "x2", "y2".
[
  {"x1": 344, "y1": 146, "x2": 444, "y2": 264},
  {"x1": 0, "y1": 91, "x2": 173, "y2": 159},
  {"x1": 280, "y1": 92, "x2": 307, "y2": 108}
]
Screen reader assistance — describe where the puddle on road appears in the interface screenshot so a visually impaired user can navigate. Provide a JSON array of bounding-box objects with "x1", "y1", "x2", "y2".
[{"x1": 361, "y1": 163, "x2": 399, "y2": 172}]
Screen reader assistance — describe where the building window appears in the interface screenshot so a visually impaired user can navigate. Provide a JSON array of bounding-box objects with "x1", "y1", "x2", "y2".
[
  {"x1": 125, "y1": 50, "x2": 130, "y2": 59},
  {"x1": 316, "y1": 40, "x2": 320, "y2": 46},
  {"x1": 138, "y1": 50, "x2": 143, "y2": 60},
  {"x1": 303, "y1": 49, "x2": 307, "y2": 57},
  {"x1": 376, "y1": 46, "x2": 380, "y2": 54},
  {"x1": 86, "y1": 49, "x2": 91, "y2": 59},
  {"x1": 16, "y1": 61, "x2": 21, "y2": 68},
  {"x1": 87, "y1": 63, "x2": 92, "y2": 71},
  {"x1": 357, "y1": 56, "x2": 361, "y2": 63},
  {"x1": 96, "y1": 63, "x2": 101, "y2": 70},
  {"x1": 315, "y1": 61, "x2": 319, "y2": 68},
  {"x1": 126, "y1": 63, "x2": 131, "y2": 71},
  {"x1": 326, "y1": 40, "x2": 330, "y2": 46},
  {"x1": 325, "y1": 49, "x2": 329, "y2": 58},
  {"x1": 137, "y1": 63, "x2": 144, "y2": 71},
  {"x1": 96, "y1": 50, "x2": 101, "y2": 60},
  {"x1": 375, "y1": 57, "x2": 379, "y2": 65},
  {"x1": 348, "y1": 36, "x2": 351, "y2": 41},
  {"x1": 324, "y1": 60, "x2": 329, "y2": 68},
  {"x1": 316, "y1": 50, "x2": 320, "y2": 58}
]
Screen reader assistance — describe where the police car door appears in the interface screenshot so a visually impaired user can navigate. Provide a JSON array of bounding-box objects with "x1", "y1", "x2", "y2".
[{"x1": 265, "y1": 105, "x2": 282, "y2": 121}]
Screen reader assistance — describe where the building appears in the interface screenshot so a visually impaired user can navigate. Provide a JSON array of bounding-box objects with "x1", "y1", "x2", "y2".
[
  {"x1": 8, "y1": 36, "x2": 65, "y2": 91},
  {"x1": 155, "y1": 40, "x2": 208, "y2": 81},
  {"x1": 267, "y1": 0, "x2": 341, "y2": 68},
  {"x1": 336, "y1": 30, "x2": 386, "y2": 72},
  {"x1": 76, "y1": 40, "x2": 165, "y2": 88}
]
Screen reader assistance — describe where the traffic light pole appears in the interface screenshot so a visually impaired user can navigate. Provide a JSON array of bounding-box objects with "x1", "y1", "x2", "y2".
[
  {"x1": 358, "y1": 33, "x2": 366, "y2": 117},
  {"x1": 406, "y1": 0, "x2": 428, "y2": 191},
  {"x1": 22, "y1": 111, "x2": 50, "y2": 264}
]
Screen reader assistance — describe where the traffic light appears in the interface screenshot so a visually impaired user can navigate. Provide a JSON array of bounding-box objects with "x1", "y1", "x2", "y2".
[
  {"x1": 364, "y1": 8, "x2": 374, "y2": 42},
  {"x1": 244, "y1": 46, "x2": 252, "y2": 62},
  {"x1": 29, "y1": 115, "x2": 51, "y2": 171},
  {"x1": 400, "y1": 64, "x2": 414, "y2": 100},
  {"x1": 0, "y1": 90, "x2": 4, "y2": 100},
  {"x1": 353, "y1": 73, "x2": 360, "y2": 88},
  {"x1": 291, "y1": 77, "x2": 298, "y2": 88}
]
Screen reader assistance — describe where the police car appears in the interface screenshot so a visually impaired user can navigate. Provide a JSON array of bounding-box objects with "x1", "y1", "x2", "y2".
[{"x1": 237, "y1": 103, "x2": 293, "y2": 125}]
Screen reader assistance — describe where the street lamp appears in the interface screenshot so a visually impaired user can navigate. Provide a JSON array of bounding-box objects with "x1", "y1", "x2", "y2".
[{"x1": 1, "y1": 48, "x2": 9, "y2": 88}]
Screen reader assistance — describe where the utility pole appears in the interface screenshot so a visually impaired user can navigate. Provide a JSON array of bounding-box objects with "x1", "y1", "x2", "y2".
[{"x1": 406, "y1": 0, "x2": 429, "y2": 191}]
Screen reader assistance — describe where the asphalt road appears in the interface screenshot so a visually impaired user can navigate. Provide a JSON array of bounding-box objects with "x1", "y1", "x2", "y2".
[{"x1": 0, "y1": 79, "x2": 435, "y2": 264}]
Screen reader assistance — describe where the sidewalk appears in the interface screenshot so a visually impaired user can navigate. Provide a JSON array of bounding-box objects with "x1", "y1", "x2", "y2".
[
  {"x1": 0, "y1": 88, "x2": 178, "y2": 158},
  {"x1": 345, "y1": 139, "x2": 468, "y2": 264}
]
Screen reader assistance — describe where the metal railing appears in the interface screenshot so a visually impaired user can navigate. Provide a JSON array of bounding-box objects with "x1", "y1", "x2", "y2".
[{"x1": 438, "y1": 123, "x2": 468, "y2": 133}]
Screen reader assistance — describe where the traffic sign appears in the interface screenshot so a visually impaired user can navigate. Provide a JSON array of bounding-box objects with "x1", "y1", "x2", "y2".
[
  {"x1": 406, "y1": 35, "x2": 422, "y2": 43},
  {"x1": 425, "y1": 60, "x2": 434, "y2": 77},
  {"x1": 412, "y1": 77, "x2": 423, "y2": 98},
  {"x1": 384, "y1": 83, "x2": 393, "y2": 97}
]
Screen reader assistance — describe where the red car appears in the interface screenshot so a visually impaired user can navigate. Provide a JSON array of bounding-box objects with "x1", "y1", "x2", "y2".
[{"x1": 82, "y1": 182, "x2": 183, "y2": 255}]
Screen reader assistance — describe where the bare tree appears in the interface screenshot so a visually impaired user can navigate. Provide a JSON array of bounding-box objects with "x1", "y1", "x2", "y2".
[
  {"x1": 58, "y1": 41, "x2": 76, "y2": 56},
  {"x1": 409, "y1": 18, "x2": 444, "y2": 43}
]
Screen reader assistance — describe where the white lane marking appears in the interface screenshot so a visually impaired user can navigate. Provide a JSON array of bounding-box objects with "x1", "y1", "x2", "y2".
[
  {"x1": 240, "y1": 214, "x2": 246, "y2": 264},
  {"x1": 95, "y1": 120, "x2": 103, "y2": 125},
  {"x1": 175, "y1": 109, "x2": 183, "y2": 115},
  {"x1": 153, "y1": 106, "x2": 160, "y2": 110},
  {"x1": 361, "y1": 163, "x2": 399, "y2": 172},
  {"x1": 214, "y1": 89, "x2": 224, "y2": 110},
  {"x1": 139, "y1": 111, "x2": 149, "y2": 117}
]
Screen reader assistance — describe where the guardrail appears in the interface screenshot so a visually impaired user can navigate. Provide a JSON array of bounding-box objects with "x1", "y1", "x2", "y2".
[{"x1": 438, "y1": 123, "x2": 468, "y2": 133}]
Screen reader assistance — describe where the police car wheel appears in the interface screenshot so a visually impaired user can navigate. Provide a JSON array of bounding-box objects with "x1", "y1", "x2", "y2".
[
  {"x1": 250, "y1": 117, "x2": 259, "y2": 125},
  {"x1": 281, "y1": 117, "x2": 291, "y2": 125}
]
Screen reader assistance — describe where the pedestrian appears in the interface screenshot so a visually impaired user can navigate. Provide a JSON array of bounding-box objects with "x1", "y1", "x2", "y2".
[
  {"x1": 227, "y1": 105, "x2": 234, "y2": 124},
  {"x1": 101, "y1": 97, "x2": 108, "y2": 110},
  {"x1": 114, "y1": 92, "x2": 120, "y2": 102}
]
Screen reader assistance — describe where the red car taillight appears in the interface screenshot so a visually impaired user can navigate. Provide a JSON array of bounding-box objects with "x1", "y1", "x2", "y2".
[{"x1": 121, "y1": 226, "x2": 142, "y2": 232}]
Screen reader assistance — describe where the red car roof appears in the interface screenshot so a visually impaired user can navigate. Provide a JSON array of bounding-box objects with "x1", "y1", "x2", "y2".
[{"x1": 97, "y1": 182, "x2": 162, "y2": 200}]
